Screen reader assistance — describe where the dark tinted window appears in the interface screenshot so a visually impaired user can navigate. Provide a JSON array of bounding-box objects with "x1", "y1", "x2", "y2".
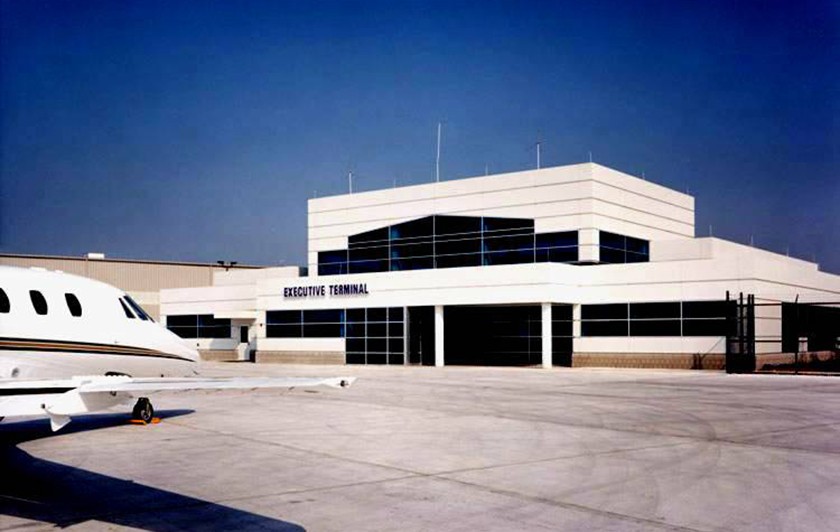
[
  {"x1": 346, "y1": 308, "x2": 366, "y2": 322},
  {"x1": 582, "y1": 304, "x2": 628, "y2": 320},
  {"x1": 630, "y1": 302, "x2": 680, "y2": 319},
  {"x1": 318, "y1": 250, "x2": 348, "y2": 276},
  {"x1": 29, "y1": 290, "x2": 48, "y2": 315},
  {"x1": 599, "y1": 231, "x2": 625, "y2": 250},
  {"x1": 434, "y1": 215, "x2": 482, "y2": 269},
  {"x1": 599, "y1": 231, "x2": 649, "y2": 264},
  {"x1": 166, "y1": 315, "x2": 196, "y2": 337},
  {"x1": 0, "y1": 288, "x2": 9, "y2": 313},
  {"x1": 303, "y1": 309, "x2": 344, "y2": 323},
  {"x1": 683, "y1": 300, "x2": 733, "y2": 337},
  {"x1": 64, "y1": 293, "x2": 82, "y2": 317},
  {"x1": 630, "y1": 319, "x2": 682, "y2": 336},
  {"x1": 198, "y1": 314, "x2": 231, "y2": 338},
  {"x1": 267, "y1": 310, "x2": 302, "y2": 324},
  {"x1": 119, "y1": 298, "x2": 135, "y2": 318},
  {"x1": 683, "y1": 301, "x2": 731, "y2": 319},
  {"x1": 367, "y1": 307, "x2": 387, "y2": 322},
  {"x1": 302, "y1": 309, "x2": 344, "y2": 338},
  {"x1": 348, "y1": 226, "x2": 391, "y2": 274},
  {"x1": 582, "y1": 320, "x2": 628, "y2": 336},
  {"x1": 536, "y1": 231, "x2": 579, "y2": 263},
  {"x1": 349, "y1": 226, "x2": 390, "y2": 247}
]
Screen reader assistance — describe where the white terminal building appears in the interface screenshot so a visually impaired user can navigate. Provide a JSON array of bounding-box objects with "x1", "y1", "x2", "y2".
[{"x1": 160, "y1": 163, "x2": 840, "y2": 370}]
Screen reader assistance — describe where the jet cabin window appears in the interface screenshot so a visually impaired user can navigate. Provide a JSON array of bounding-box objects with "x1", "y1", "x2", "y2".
[
  {"x1": 0, "y1": 288, "x2": 9, "y2": 313},
  {"x1": 29, "y1": 290, "x2": 48, "y2": 315},
  {"x1": 124, "y1": 295, "x2": 152, "y2": 321},
  {"x1": 65, "y1": 293, "x2": 82, "y2": 317},
  {"x1": 119, "y1": 298, "x2": 136, "y2": 319}
]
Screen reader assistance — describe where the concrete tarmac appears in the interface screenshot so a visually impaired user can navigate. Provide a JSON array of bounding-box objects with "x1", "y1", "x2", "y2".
[{"x1": 3, "y1": 363, "x2": 840, "y2": 531}]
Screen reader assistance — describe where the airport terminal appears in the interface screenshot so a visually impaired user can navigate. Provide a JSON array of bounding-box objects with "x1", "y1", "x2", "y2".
[{"x1": 154, "y1": 162, "x2": 840, "y2": 369}]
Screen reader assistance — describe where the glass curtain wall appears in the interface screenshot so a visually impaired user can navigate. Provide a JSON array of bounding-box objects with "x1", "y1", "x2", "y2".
[
  {"x1": 581, "y1": 301, "x2": 734, "y2": 337},
  {"x1": 318, "y1": 215, "x2": 580, "y2": 275},
  {"x1": 266, "y1": 307, "x2": 405, "y2": 365},
  {"x1": 599, "y1": 231, "x2": 650, "y2": 264},
  {"x1": 346, "y1": 307, "x2": 405, "y2": 365}
]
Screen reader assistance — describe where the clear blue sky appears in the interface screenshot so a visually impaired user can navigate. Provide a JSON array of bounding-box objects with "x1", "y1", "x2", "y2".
[{"x1": 1, "y1": 0, "x2": 838, "y2": 272}]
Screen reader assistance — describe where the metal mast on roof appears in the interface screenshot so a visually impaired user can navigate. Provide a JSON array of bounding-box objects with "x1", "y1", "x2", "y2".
[
  {"x1": 348, "y1": 171, "x2": 353, "y2": 194},
  {"x1": 435, "y1": 122, "x2": 442, "y2": 182},
  {"x1": 536, "y1": 141, "x2": 541, "y2": 169}
]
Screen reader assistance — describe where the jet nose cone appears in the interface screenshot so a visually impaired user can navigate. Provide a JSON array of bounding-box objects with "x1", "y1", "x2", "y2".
[{"x1": 176, "y1": 341, "x2": 200, "y2": 362}]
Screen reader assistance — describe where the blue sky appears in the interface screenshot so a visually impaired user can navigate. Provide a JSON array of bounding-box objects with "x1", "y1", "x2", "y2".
[{"x1": 1, "y1": 0, "x2": 838, "y2": 272}]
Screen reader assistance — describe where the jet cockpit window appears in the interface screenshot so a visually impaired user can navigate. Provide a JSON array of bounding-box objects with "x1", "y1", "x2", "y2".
[
  {"x1": 0, "y1": 288, "x2": 9, "y2": 313},
  {"x1": 65, "y1": 293, "x2": 82, "y2": 317},
  {"x1": 119, "y1": 298, "x2": 136, "y2": 319},
  {"x1": 124, "y1": 295, "x2": 152, "y2": 321},
  {"x1": 29, "y1": 290, "x2": 48, "y2": 315}
]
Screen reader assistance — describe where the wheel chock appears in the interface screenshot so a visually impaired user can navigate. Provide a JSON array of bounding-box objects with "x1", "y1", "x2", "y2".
[{"x1": 129, "y1": 417, "x2": 161, "y2": 426}]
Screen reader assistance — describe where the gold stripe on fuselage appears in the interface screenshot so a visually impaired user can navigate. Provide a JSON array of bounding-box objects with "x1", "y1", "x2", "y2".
[{"x1": 0, "y1": 338, "x2": 192, "y2": 362}]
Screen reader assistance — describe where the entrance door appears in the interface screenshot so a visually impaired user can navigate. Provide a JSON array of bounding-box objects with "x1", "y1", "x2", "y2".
[
  {"x1": 407, "y1": 306, "x2": 435, "y2": 366},
  {"x1": 240, "y1": 325, "x2": 249, "y2": 343}
]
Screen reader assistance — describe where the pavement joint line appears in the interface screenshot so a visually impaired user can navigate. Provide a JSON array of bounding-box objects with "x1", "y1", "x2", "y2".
[
  {"x1": 300, "y1": 394, "x2": 840, "y2": 458},
  {"x1": 435, "y1": 475, "x2": 707, "y2": 532},
  {"x1": 161, "y1": 420, "x2": 706, "y2": 532},
  {"x1": 305, "y1": 378, "x2": 840, "y2": 421}
]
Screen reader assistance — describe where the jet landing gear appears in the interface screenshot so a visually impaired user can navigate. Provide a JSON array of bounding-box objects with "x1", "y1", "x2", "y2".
[{"x1": 131, "y1": 397, "x2": 154, "y2": 424}]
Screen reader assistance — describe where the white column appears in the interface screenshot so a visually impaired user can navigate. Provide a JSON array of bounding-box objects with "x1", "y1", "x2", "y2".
[
  {"x1": 434, "y1": 305, "x2": 445, "y2": 367},
  {"x1": 541, "y1": 303, "x2": 553, "y2": 368},
  {"x1": 572, "y1": 304, "x2": 582, "y2": 338}
]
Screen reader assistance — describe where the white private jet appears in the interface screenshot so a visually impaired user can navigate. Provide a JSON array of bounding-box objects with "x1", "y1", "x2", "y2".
[{"x1": 0, "y1": 265, "x2": 354, "y2": 431}]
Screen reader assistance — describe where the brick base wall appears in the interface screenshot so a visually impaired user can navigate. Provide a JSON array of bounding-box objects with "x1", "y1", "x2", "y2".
[
  {"x1": 756, "y1": 351, "x2": 838, "y2": 372},
  {"x1": 198, "y1": 349, "x2": 239, "y2": 362},
  {"x1": 572, "y1": 353, "x2": 725, "y2": 370},
  {"x1": 255, "y1": 351, "x2": 345, "y2": 365}
]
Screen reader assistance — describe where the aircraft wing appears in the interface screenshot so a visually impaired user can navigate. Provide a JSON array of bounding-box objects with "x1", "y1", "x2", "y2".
[
  {"x1": 76, "y1": 375, "x2": 356, "y2": 393},
  {"x1": 0, "y1": 375, "x2": 356, "y2": 432}
]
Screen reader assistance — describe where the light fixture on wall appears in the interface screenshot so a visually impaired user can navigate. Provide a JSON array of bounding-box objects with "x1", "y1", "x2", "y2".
[{"x1": 216, "y1": 260, "x2": 238, "y2": 271}]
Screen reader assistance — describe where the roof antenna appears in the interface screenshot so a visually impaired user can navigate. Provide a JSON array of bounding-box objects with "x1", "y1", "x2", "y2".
[
  {"x1": 641, "y1": 171, "x2": 646, "y2": 180},
  {"x1": 588, "y1": 151, "x2": 593, "y2": 163},
  {"x1": 348, "y1": 171, "x2": 353, "y2": 194},
  {"x1": 709, "y1": 224, "x2": 713, "y2": 237},
  {"x1": 485, "y1": 164, "x2": 489, "y2": 176},
  {"x1": 435, "y1": 122, "x2": 442, "y2": 182}
]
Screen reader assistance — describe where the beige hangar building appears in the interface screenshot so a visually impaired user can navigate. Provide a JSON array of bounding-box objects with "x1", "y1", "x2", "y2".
[{"x1": 157, "y1": 162, "x2": 840, "y2": 370}]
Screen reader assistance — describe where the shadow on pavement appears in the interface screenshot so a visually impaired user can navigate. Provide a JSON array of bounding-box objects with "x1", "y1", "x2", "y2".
[{"x1": 1, "y1": 410, "x2": 305, "y2": 531}]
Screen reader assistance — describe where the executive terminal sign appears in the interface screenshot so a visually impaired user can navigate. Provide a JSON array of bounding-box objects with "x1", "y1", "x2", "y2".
[{"x1": 283, "y1": 283, "x2": 369, "y2": 299}]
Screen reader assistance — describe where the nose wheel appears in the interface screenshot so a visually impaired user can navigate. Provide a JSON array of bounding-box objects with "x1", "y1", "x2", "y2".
[{"x1": 132, "y1": 397, "x2": 154, "y2": 424}]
